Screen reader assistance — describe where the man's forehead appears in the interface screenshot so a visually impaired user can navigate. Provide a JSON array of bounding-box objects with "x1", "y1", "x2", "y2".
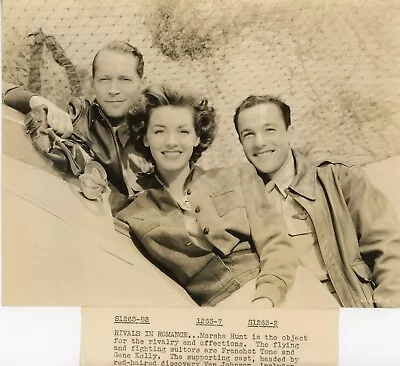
[
  {"x1": 238, "y1": 103, "x2": 284, "y2": 126},
  {"x1": 94, "y1": 49, "x2": 138, "y2": 71}
]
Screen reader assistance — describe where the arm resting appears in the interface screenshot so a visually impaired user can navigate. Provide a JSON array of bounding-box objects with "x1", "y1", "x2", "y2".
[{"x1": 3, "y1": 82, "x2": 35, "y2": 114}]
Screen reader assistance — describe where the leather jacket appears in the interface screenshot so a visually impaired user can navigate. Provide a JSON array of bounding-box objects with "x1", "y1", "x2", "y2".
[
  {"x1": 67, "y1": 97, "x2": 141, "y2": 195},
  {"x1": 3, "y1": 83, "x2": 146, "y2": 212},
  {"x1": 287, "y1": 150, "x2": 400, "y2": 307}
]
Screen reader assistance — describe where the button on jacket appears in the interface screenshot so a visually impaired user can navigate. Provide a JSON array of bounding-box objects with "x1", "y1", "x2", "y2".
[
  {"x1": 287, "y1": 150, "x2": 400, "y2": 307},
  {"x1": 116, "y1": 163, "x2": 297, "y2": 306}
]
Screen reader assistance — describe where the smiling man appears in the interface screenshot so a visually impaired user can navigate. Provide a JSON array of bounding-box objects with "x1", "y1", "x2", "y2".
[
  {"x1": 233, "y1": 95, "x2": 400, "y2": 308},
  {"x1": 3, "y1": 41, "x2": 150, "y2": 212}
]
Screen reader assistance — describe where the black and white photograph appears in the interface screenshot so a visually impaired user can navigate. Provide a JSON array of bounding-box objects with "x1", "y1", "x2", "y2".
[{"x1": 2, "y1": 0, "x2": 400, "y2": 311}]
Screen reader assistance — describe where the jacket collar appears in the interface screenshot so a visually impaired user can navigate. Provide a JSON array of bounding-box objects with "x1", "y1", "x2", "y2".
[
  {"x1": 289, "y1": 149, "x2": 317, "y2": 201},
  {"x1": 145, "y1": 165, "x2": 206, "y2": 213},
  {"x1": 88, "y1": 100, "x2": 130, "y2": 147},
  {"x1": 151, "y1": 164, "x2": 205, "y2": 189}
]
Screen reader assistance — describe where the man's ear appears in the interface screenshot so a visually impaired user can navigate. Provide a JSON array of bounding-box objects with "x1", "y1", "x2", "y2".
[{"x1": 143, "y1": 135, "x2": 149, "y2": 147}]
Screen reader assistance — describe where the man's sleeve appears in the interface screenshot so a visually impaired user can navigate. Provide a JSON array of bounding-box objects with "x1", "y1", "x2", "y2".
[
  {"x1": 3, "y1": 82, "x2": 35, "y2": 114},
  {"x1": 239, "y1": 163, "x2": 298, "y2": 306},
  {"x1": 338, "y1": 164, "x2": 400, "y2": 307}
]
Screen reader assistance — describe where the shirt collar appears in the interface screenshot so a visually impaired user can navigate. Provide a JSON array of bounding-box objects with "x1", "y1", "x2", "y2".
[
  {"x1": 144, "y1": 165, "x2": 206, "y2": 213},
  {"x1": 264, "y1": 149, "x2": 316, "y2": 201},
  {"x1": 151, "y1": 163, "x2": 201, "y2": 190},
  {"x1": 265, "y1": 151, "x2": 295, "y2": 197}
]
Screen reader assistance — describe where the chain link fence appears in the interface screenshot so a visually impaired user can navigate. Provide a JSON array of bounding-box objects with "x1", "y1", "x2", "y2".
[{"x1": 3, "y1": 0, "x2": 400, "y2": 168}]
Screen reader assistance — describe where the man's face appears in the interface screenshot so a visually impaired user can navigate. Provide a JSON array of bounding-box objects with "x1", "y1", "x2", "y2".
[
  {"x1": 92, "y1": 49, "x2": 141, "y2": 120},
  {"x1": 237, "y1": 103, "x2": 291, "y2": 178}
]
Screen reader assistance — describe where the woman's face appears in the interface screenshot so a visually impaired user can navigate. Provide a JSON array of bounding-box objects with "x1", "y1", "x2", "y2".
[{"x1": 144, "y1": 106, "x2": 200, "y2": 179}]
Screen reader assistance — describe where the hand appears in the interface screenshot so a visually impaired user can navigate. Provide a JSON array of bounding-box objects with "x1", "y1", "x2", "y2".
[
  {"x1": 250, "y1": 298, "x2": 274, "y2": 308},
  {"x1": 30, "y1": 95, "x2": 73, "y2": 138}
]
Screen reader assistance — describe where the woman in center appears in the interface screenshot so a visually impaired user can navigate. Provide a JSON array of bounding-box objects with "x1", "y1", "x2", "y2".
[{"x1": 116, "y1": 84, "x2": 297, "y2": 307}]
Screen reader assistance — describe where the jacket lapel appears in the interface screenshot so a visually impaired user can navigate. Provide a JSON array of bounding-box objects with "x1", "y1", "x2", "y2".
[
  {"x1": 289, "y1": 151, "x2": 362, "y2": 307},
  {"x1": 289, "y1": 150, "x2": 316, "y2": 200}
]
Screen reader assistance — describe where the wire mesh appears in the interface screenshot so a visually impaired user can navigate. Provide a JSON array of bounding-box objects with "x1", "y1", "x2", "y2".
[{"x1": 3, "y1": 0, "x2": 400, "y2": 169}]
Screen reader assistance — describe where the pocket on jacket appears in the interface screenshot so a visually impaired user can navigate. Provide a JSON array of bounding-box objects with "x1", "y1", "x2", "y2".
[
  {"x1": 287, "y1": 220, "x2": 313, "y2": 237},
  {"x1": 351, "y1": 259, "x2": 375, "y2": 307},
  {"x1": 351, "y1": 260, "x2": 373, "y2": 284},
  {"x1": 126, "y1": 213, "x2": 161, "y2": 237},
  {"x1": 286, "y1": 210, "x2": 314, "y2": 237},
  {"x1": 211, "y1": 190, "x2": 245, "y2": 217}
]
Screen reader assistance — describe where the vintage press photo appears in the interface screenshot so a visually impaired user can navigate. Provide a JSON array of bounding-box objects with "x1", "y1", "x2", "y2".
[{"x1": 2, "y1": 0, "x2": 400, "y2": 310}]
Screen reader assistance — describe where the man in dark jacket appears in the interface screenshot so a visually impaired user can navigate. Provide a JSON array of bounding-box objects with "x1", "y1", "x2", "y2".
[
  {"x1": 233, "y1": 95, "x2": 400, "y2": 308},
  {"x1": 3, "y1": 41, "x2": 151, "y2": 213}
]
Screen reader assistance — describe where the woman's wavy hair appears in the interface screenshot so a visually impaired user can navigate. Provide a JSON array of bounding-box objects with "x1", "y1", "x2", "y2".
[{"x1": 129, "y1": 84, "x2": 217, "y2": 165}]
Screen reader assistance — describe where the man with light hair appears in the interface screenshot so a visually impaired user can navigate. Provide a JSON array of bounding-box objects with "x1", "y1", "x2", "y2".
[{"x1": 3, "y1": 41, "x2": 151, "y2": 212}]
